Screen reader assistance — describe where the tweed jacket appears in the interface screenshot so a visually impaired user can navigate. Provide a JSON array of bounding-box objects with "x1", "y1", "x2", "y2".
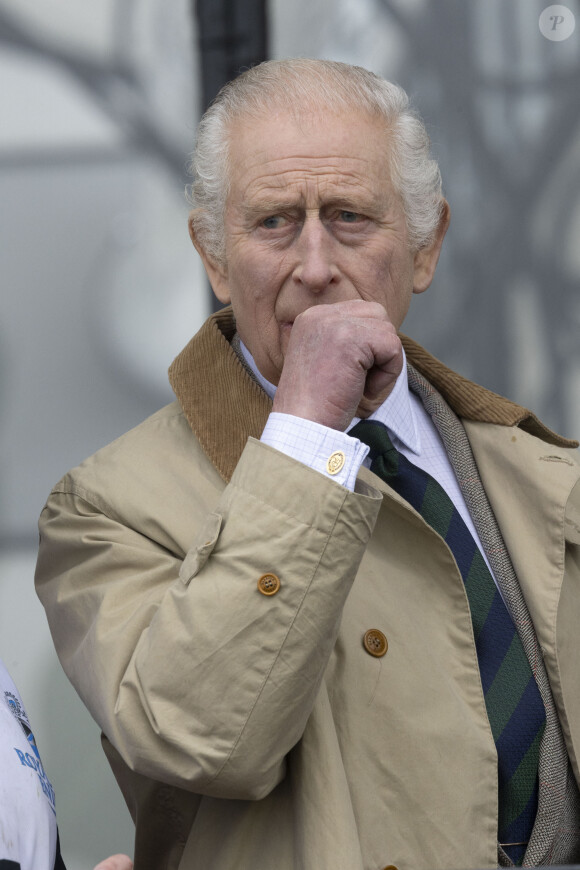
[{"x1": 35, "y1": 308, "x2": 580, "y2": 870}]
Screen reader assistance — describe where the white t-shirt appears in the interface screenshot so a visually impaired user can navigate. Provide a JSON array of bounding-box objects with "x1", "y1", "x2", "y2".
[{"x1": 0, "y1": 657, "x2": 60, "y2": 870}]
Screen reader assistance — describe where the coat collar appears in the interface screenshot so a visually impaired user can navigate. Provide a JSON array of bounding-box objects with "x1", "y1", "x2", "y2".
[{"x1": 168, "y1": 307, "x2": 577, "y2": 482}]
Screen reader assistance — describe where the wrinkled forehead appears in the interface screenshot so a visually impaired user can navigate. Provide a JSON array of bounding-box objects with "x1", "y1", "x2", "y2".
[
  {"x1": 220, "y1": 107, "x2": 402, "y2": 232},
  {"x1": 225, "y1": 102, "x2": 394, "y2": 177}
]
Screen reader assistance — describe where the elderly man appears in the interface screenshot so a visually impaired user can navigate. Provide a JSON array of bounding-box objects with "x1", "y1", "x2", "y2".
[{"x1": 36, "y1": 59, "x2": 580, "y2": 870}]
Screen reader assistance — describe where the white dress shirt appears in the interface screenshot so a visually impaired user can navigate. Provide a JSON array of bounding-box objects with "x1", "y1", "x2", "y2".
[{"x1": 241, "y1": 339, "x2": 495, "y2": 577}]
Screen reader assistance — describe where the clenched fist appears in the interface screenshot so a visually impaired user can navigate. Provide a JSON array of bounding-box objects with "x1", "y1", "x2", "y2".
[{"x1": 272, "y1": 300, "x2": 403, "y2": 431}]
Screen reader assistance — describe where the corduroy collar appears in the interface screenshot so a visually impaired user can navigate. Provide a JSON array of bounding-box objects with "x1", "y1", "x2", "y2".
[{"x1": 168, "y1": 307, "x2": 577, "y2": 483}]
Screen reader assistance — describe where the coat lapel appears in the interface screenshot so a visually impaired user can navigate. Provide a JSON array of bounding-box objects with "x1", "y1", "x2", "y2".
[{"x1": 168, "y1": 308, "x2": 271, "y2": 482}]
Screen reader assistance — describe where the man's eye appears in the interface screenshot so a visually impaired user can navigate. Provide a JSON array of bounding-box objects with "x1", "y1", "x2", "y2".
[
  {"x1": 262, "y1": 215, "x2": 286, "y2": 229},
  {"x1": 339, "y1": 211, "x2": 360, "y2": 223}
]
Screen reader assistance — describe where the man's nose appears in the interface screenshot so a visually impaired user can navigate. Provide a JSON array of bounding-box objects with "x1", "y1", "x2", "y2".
[{"x1": 292, "y1": 216, "x2": 338, "y2": 292}]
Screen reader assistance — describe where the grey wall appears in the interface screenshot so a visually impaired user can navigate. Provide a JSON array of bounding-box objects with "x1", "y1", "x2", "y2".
[{"x1": 1, "y1": 0, "x2": 579, "y2": 866}]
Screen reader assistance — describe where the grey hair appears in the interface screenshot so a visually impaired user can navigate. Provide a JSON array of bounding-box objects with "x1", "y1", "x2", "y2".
[{"x1": 187, "y1": 58, "x2": 444, "y2": 263}]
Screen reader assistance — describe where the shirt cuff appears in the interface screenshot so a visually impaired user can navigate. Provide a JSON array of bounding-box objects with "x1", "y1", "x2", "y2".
[{"x1": 260, "y1": 412, "x2": 369, "y2": 491}]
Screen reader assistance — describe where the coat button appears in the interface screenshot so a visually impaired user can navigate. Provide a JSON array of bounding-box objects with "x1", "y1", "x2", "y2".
[
  {"x1": 326, "y1": 450, "x2": 346, "y2": 475},
  {"x1": 363, "y1": 628, "x2": 388, "y2": 657},
  {"x1": 382, "y1": 865, "x2": 398, "y2": 870},
  {"x1": 257, "y1": 573, "x2": 281, "y2": 596}
]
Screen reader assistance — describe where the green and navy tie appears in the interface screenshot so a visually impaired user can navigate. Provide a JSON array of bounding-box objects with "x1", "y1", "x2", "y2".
[{"x1": 350, "y1": 419, "x2": 546, "y2": 865}]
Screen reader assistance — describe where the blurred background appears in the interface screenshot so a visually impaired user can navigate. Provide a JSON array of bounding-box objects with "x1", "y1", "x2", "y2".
[{"x1": 1, "y1": 0, "x2": 579, "y2": 865}]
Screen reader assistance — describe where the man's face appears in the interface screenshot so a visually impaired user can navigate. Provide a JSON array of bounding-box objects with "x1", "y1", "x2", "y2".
[{"x1": 196, "y1": 108, "x2": 446, "y2": 385}]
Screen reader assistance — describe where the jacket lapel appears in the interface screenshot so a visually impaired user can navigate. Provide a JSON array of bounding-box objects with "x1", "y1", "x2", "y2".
[{"x1": 168, "y1": 308, "x2": 271, "y2": 482}]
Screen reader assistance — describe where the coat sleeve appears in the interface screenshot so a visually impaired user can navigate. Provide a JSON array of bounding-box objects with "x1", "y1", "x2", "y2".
[{"x1": 35, "y1": 437, "x2": 381, "y2": 800}]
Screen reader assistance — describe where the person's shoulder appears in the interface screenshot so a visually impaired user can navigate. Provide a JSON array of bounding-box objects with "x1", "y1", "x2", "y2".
[
  {"x1": 49, "y1": 401, "x2": 221, "y2": 513},
  {"x1": 404, "y1": 336, "x2": 579, "y2": 454},
  {"x1": 56, "y1": 400, "x2": 188, "y2": 474}
]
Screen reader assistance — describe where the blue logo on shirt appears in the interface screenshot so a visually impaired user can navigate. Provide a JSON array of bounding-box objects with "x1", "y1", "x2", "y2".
[{"x1": 4, "y1": 690, "x2": 56, "y2": 815}]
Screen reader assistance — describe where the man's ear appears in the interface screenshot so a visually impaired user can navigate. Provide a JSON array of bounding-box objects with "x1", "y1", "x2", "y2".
[
  {"x1": 188, "y1": 211, "x2": 231, "y2": 304},
  {"x1": 412, "y1": 200, "x2": 450, "y2": 295}
]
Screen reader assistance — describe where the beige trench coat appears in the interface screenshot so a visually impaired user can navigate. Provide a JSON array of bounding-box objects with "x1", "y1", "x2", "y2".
[{"x1": 36, "y1": 310, "x2": 580, "y2": 870}]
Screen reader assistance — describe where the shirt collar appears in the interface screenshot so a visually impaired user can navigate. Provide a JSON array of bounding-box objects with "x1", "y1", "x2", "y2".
[
  {"x1": 239, "y1": 338, "x2": 277, "y2": 400},
  {"x1": 349, "y1": 347, "x2": 421, "y2": 455},
  {"x1": 239, "y1": 338, "x2": 421, "y2": 456}
]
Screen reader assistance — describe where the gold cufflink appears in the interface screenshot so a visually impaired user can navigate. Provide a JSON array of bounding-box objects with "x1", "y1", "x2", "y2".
[{"x1": 326, "y1": 451, "x2": 346, "y2": 475}]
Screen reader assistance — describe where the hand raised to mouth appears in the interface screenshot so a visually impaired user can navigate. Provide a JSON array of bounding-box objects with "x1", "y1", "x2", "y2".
[{"x1": 272, "y1": 299, "x2": 403, "y2": 432}]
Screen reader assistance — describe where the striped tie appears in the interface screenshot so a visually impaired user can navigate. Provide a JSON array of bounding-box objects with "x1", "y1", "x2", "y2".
[{"x1": 350, "y1": 419, "x2": 546, "y2": 865}]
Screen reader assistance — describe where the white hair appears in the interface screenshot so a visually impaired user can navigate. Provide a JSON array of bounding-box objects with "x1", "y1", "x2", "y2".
[{"x1": 187, "y1": 58, "x2": 444, "y2": 263}]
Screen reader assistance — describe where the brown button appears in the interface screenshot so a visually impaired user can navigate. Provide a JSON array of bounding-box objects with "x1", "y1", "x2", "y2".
[
  {"x1": 326, "y1": 450, "x2": 346, "y2": 475},
  {"x1": 382, "y1": 865, "x2": 398, "y2": 870},
  {"x1": 257, "y1": 573, "x2": 281, "y2": 596},
  {"x1": 363, "y1": 628, "x2": 388, "y2": 657}
]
